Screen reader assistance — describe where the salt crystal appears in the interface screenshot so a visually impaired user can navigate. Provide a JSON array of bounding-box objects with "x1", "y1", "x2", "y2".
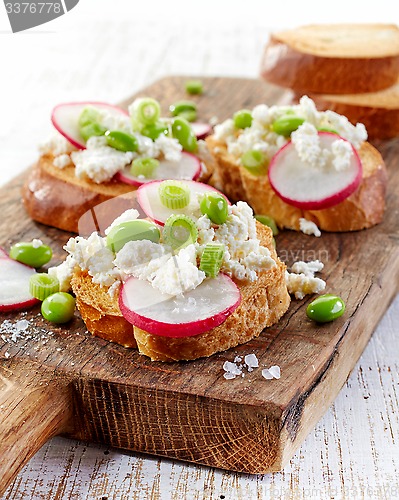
[
  {"x1": 4, "y1": 352, "x2": 10, "y2": 359},
  {"x1": 234, "y1": 356, "x2": 242, "y2": 363},
  {"x1": 223, "y1": 372, "x2": 236, "y2": 380},
  {"x1": 269, "y1": 365, "x2": 281, "y2": 379},
  {"x1": 261, "y1": 369, "x2": 274, "y2": 380},
  {"x1": 15, "y1": 320, "x2": 29, "y2": 331},
  {"x1": 32, "y1": 239, "x2": 43, "y2": 249},
  {"x1": 223, "y1": 361, "x2": 242, "y2": 376},
  {"x1": 244, "y1": 354, "x2": 259, "y2": 369}
]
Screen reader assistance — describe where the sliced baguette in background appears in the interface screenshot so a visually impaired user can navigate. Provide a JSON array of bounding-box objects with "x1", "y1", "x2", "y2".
[
  {"x1": 260, "y1": 24, "x2": 399, "y2": 94},
  {"x1": 304, "y1": 79, "x2": 399, "y2": 140}
]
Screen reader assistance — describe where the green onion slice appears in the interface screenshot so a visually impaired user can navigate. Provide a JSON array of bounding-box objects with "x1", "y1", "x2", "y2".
[
  {"x1": 131, "y1": 157, "x2": 160, "y2": 178},
  {"x1": 199, "y1": 243, "x2": 225, "y2": 278},
  {"x1": 158, "y1": 181, "x2": 191, "y2": 209},
  {"x1": 133, "y1": 98, "x2": 161, "y2": 126},
  {"x1": 29, "y1": 273, "x2": 60, "y2": 301},
  {"x1": 241, "y1": 150, "x2": 268, "y2": 175},
  {"x1": 163, "y1": 215, "x2": 198, "y2": 251}
]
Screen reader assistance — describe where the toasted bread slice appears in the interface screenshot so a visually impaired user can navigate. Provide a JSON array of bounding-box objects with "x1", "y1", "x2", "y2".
[
  {"x1": 22, "y1": 155, "x2": 136, "y2": 233},
  {"x1": 260, "y1": 24, "x2": 399, "y2": 94},
  {"x1": 23, "y1": 150, "x2": 213, "y2": 233},
  {"x1": 70, "y1": 223, "x2": 290, "y2": 361},
  {"x1": 303, "y1": 79, "x2": 399, "y2": 140},
  {"x1": 206, "y1": 137, "x2": 387, "y2": 232}
]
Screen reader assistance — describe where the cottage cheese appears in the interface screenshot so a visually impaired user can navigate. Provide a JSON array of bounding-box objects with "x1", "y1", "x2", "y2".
[
  {"x1": 285, "y1": 258, "x2": 326, "y2": 300},
  {"x1": 299, "y1": 218, "x2": 321, "y2": 237},
  {"x1": 285, "y1": 271, "x2": 326, "y2": 300},
  {"x1": 39, "y1": 131, "x2": 76, "y2": 156},
  {"x1": 154, "y1": 134, "x2": 182, "y2": 162},
  {"x1": 71, "y1": 136, "x2": 134, "y2": 183},
  {"x1": 213, "y1": 96, "x2": 367, "y2": 163},
  {"x1": 197, "y1": 202, "x2": 276, "y2": 282},
  {"x1": 53, "y1": 153, "x2": 72, "y2": 169},
  {"x1": 48, "y1": 254, "x2": 77, "y2": 292},
  {"x1": 64, "y1": 233, "x2": 120, "y2": 288}
]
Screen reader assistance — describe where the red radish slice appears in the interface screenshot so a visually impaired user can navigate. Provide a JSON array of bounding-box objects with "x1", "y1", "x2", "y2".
[
  {"x1": 0, "y1": 258, "x2": 39, "y2": 312},
  {"x1": 268, "y1": 132, "x2": 362, "y2": 210},
  {"x1": 119, "y1": 273, "x2": 240, "y2": 338},
  {"x1": 51, "y1": 102, "x2": 129, "y2": 150},
  {"x1": 0, "y1": 247, "x2": 9, "y2": 259},
  {"x1": 114, "y1": 152, "x2": 202, "y2": 187},
  {"x1": 137, "y1": 180, "x2": 230, "y2": 225},
  {"x1": 191, "y1": 122, "x2": 212, "y2": 140}
]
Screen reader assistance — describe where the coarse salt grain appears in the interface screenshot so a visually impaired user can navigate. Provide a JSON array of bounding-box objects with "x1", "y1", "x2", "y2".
[
  {"x1": 262, "y1": 365, "x2": 281, "y2": 380},
  {"x1": 32, "y1": 239, "x2": 43, "y2": 249}
]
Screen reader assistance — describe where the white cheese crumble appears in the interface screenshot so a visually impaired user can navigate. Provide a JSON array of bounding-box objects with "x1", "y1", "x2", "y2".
[
  {"x1": 213, "y1": 95, "x2": 367, "y2": 163},
  {"x1": 71, "y1": 139, "x2": 134, "y2": 184},
  {"x1": 39, "y1": 131, "x2": 76, "y2": 156},
  {"x1": 53, "y1": 153, "x2": 72, "y2": 169},
  {"x1": 299, "y1": 218, "x2": 321, "y2": 237},
  {"x1": 154, "y1": 134, "x2": 182, "y2": 162},
  {"x1": 285, "y1": 259, "x2": 326, "y2": 300},
  {"x1": 48, "y1": 255, "x2": 77, "y2": 292},
  {"x1": 197, "y1": 202, "x2": 276, "y2": 282}
]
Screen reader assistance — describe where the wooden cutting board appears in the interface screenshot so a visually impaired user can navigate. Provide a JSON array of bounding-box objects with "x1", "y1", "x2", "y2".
[{"x1": 1, "y1": 76, "x2": 398, "y2": 495}]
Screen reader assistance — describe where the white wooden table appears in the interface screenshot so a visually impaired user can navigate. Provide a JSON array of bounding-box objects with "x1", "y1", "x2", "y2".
[{"x1": 0, "y1": 1, "x2": 398, "y2": 498}]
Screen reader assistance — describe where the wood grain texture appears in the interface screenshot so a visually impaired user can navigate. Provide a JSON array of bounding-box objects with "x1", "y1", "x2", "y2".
[{"x1": 1, "y1": 77, "x2": 399, "y2": 497}]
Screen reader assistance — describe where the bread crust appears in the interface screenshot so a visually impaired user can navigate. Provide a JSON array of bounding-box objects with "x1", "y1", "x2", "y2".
[
  {"x1": 22, "y1": 155, "x2": 136, "y2": 233},
  {"x1": 261, "y1": 34, "x2": 399, "y2": 94},
  {"x1": 206, "y1": 137, "x2": 387, "y2": 232},
  {"x1": 71, "y1": 223, "x2": 290, "y2": 361},
  {"x1": 23, "y1": 152, "x2": 212, "y2": 233}
]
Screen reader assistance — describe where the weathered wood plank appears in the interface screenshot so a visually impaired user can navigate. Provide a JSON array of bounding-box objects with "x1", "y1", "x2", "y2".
[{"x1": 1, "y1": 77, "x2": 398, "y2": 496}]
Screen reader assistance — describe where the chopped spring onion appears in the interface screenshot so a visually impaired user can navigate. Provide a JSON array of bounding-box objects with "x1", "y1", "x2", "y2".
[
  {"x1": 132, "y1": 98, "x2": 161, "y2": 126},
  {"x1": 163, "y1": 214, "x2": 198, "y2": 251},
  {"x1": 29, "y1": 273, "x2": 60, "y2": 301},
  {"x1": 199, "y1": 243, "x2": 225, "y2": 278},
  {"x1": 158, "y1": 181, "x2": 190, "y2": 209},
  {"x1": 131, "y1": 157, "x2": 160, "y2": 178}
]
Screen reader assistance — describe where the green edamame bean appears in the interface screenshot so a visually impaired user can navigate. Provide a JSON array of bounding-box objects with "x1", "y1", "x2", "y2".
[
  {"x1": 318, "y1": 126, "x2": 339, "y2": 135},
  {"x1": 272, "y1": 115, "x2": 305, "y2": 137},
  {"x1": 80, "y1": 122, "x2": 107, "y2": 141},
  {"x1": 10, "y1": 241, "x2": 52, "y2": 268},
  {"x1": 255, "y1": 215, "x2": 279, "y2": 236},
  {"x1": 200, "y1": 193, "x2": 228, "y2": 225},
  {"x1": 306, "y1": 294, "x2": 346, "y2": 323},
  {"x1": 106, "y1": 220, "x2": 160, "y2": 253},
  {"x1": 78, "y1": 107, "x2": 102, "y2": 128},
  {"x1": 141, "y1": 122, "x2": 169, "y2": 140},
  {"x1": 105, "y1": 130, "x2": 138, "y2": 152},
  {"x1": 185, "y1": 80, "x2": 203, "y2": 95},
  {"x1": 41, "y1": 292, "x2": 76, "y2": 324},
  {"x1": 169, "y1": 100, "x2": 197, "y2": 116},
  {"x1": 241, "y1": 150, "x2": 268, "y2": 175},
  {"x1": 171, "y1": 116, "x2": 198, "y2": 153},
  {"x1": 233, "y1": 109, "x2": 253, "y2": 129}
]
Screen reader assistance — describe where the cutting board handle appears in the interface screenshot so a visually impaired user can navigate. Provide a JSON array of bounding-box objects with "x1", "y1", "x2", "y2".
[{"x1": 0, "y1": 360, "x2": 73, "y2": 496}]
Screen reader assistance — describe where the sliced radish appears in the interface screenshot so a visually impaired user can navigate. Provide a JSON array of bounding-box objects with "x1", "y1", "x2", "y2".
[
  {"x1": 191, "y1": 122, "x2": 212, "y2": 140},
  {"x1": 0, "y1": 247, "x2": 9, "y2": 259},
  {"x1": 137, "y1": 180, "x2": 230, "y2": 225},
  {"x1": 51, "y1": 102, "x2": 129, "y2": 150},
  {"x1": 0, "y1": 257, "x2": 39, "y2": 312},
  {"x1": 268, "y1": 132, "x2": 363, "y2": 210},
  {"x1": 114, "y1": 152, "x2": 202, "y2": 187},
  {"x1": 119, "y1": 273, "x2": 240, "y2": 338}
]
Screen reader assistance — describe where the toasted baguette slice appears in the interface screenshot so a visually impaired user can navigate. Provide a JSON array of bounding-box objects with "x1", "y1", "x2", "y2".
[
  {"x1": 71, "y1": 223, "x2": 290, "y2": 362},
  {"x1": 206, "y1": 137, "x2": 387, "y2": 232},
  {"x1": 23, "y1": 149, "x2": 213, "y2": 234},
  {"x1": 302, "y1": 79, "x2": 399, "y2": 140},
  {"x1": 22, "y1": 155, "x2": 136, "y2": 234},
  {"x1": 260, "y1": 24, "x2": 399, "y2": 94}
]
